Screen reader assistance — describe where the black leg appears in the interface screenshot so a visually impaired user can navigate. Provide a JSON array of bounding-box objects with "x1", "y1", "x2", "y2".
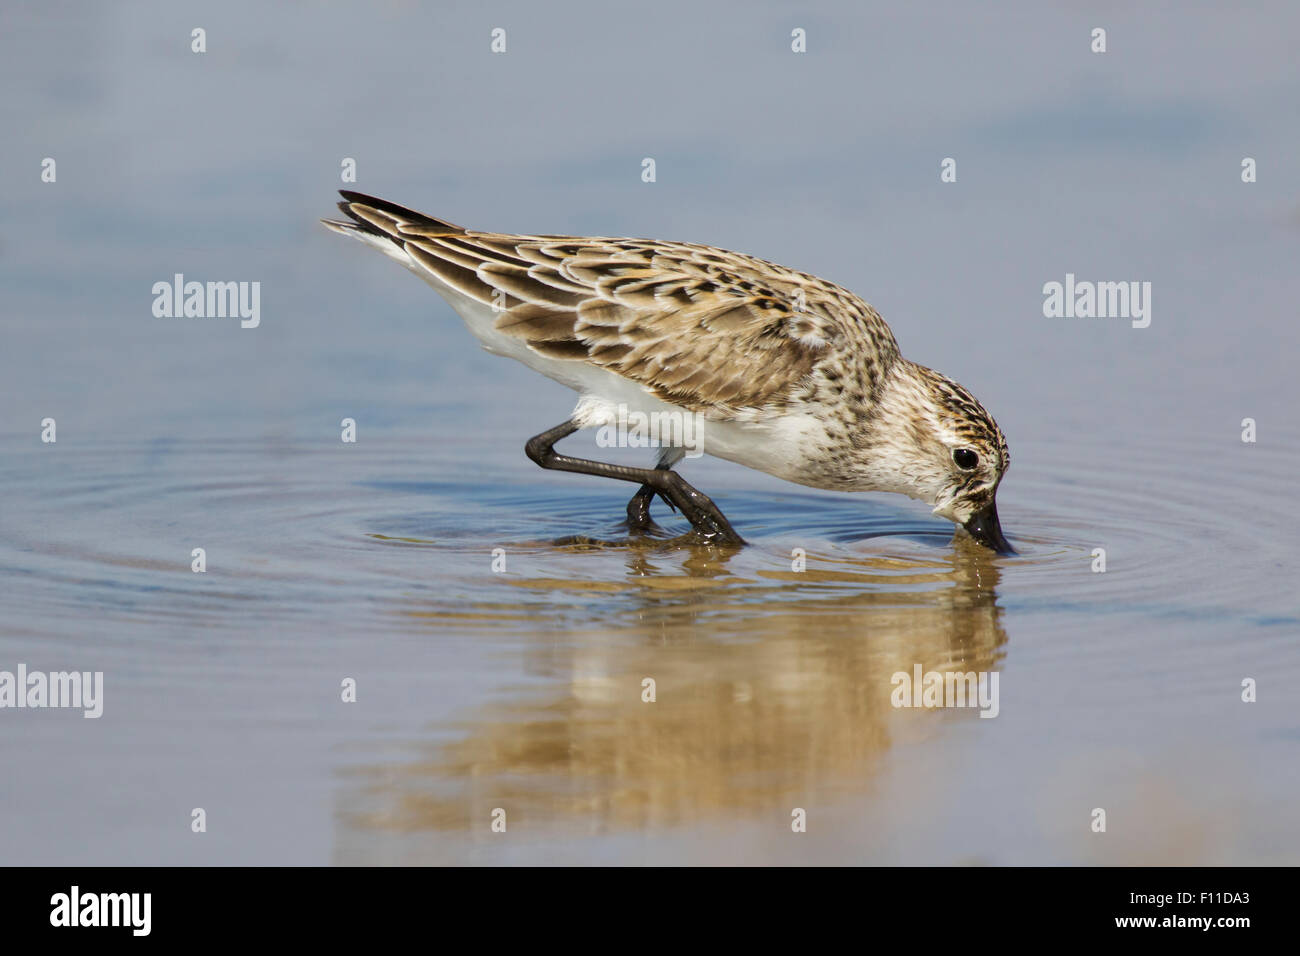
[
  {"x1": 525, "y1": 420, "x2": 744, "y2": 545},
  {"x1": 625, "y1": 467, "x2": 679, "y2": 532},
  {"x1": 627, "y1": 447, "x2": 686, "y2": 531},
  {"x1": 625, "y1": 481, "x2": 659, "y2": 531}
]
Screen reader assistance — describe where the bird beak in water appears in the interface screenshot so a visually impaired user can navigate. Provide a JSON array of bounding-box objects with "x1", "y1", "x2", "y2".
[{"x1": 963, "y1": 501, "x2": 1015, "y2": 555}]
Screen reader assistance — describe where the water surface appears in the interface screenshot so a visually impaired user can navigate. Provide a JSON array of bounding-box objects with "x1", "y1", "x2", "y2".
[{"x1": 2, "y1": 1, "x2": 1298, "y2": 865}]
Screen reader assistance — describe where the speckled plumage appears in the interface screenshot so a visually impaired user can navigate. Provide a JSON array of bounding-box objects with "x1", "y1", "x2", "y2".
[{"x1": 323, "y1": 191, "x2": 1013, "y2": 551}]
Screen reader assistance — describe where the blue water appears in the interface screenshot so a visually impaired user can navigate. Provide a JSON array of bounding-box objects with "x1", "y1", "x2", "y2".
[{"x1": 1, "y1": 1, "x2": 1297, "y2": 864}]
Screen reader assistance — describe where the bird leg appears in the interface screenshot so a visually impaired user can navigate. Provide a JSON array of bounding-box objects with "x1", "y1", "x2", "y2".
[{"x1": 524, "y1": 420, "x2": 744, "y2": 545}]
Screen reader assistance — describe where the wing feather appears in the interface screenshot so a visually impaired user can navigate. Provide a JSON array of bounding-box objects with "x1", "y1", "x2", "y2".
[{"x1": 329, "y1": 193, "x2": 900, "y2": 411}]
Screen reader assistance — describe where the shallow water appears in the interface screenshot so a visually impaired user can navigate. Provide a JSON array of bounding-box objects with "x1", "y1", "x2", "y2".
[{"x1": 2, "y1": 2, "x2": 1298, "y2": 864}]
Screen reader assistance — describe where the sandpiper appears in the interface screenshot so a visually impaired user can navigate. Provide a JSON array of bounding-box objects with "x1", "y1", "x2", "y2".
[{"x1": 323, "y1": 191, "x2": 1013, "y2": 552}]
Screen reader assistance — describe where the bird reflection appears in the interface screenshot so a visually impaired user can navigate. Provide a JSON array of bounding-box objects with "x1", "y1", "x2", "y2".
[{"x1": 336, "y1": 536, "x2": 1007, "y2": 859}]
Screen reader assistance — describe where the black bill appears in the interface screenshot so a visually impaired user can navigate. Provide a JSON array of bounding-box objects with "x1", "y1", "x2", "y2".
[{"x1": 963, "y1": 501, "x2": 1015, "y2": 555}]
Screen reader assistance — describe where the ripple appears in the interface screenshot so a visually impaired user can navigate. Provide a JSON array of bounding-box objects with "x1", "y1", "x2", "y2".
[{"x1": 1, "y1": 422, "x2": 1295, "y2": 646}]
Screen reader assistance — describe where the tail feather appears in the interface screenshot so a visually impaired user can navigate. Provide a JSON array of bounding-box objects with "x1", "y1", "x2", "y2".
[
  {"x1": 321, "y1": 191, "x2": 480, "y2": 287},
  {"x1": 332, "y1": 190, "x2": 463, "y2": 236}
]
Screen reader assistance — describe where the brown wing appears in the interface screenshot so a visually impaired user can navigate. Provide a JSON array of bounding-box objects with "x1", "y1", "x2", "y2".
[{"x1": 329, "y1": 192, "x2": 897, "y2": 412}]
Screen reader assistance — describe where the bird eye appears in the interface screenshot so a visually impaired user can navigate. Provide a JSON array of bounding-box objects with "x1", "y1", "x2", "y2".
[{"x1": 953, "y1": 448, "x2": 979, "y2": 470}]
